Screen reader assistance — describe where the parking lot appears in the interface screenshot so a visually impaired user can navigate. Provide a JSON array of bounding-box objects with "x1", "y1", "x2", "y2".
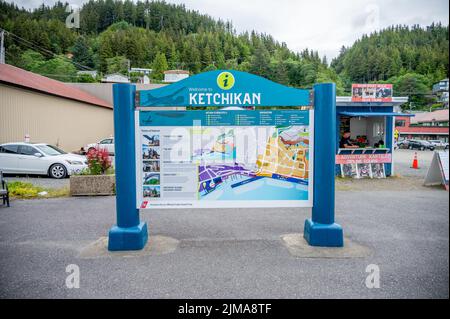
[
  {"x1": 0, "y1": 187, "x2": 447, "y2": 299},
  {"x1": 0, "y1": 149, "x2": 448, "y2": 299},
  {"x1": 393, "y1": 149, "x2": 437, "y2": 178}
]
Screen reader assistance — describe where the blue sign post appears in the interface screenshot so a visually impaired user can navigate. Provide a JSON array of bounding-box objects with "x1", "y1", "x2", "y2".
[
  {"x1": 107, "y1": 70, "x2": 343, "y2": 250},
  {"x1": 304, "y1": 83, "x2": 344, "y2": 247},
  {"x1": 108, "y1": 83, "x2": 148, "y2": 251}
]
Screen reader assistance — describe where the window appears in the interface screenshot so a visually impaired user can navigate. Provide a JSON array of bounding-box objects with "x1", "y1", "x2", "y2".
[
  {"x1": 395, "y1": 120, "x2": 406, "y2": 127},
  {"x1": 0, "y1": 145, "x2": 19, "y2": 154},
  {"x1": 18, "y1": 145, "x2": 38, "y2": 156},
  {"x1": 35, "y1": 145, "x2": 65, "y2": 156},
  {"x1": 100, "y1": 139, "x2": 112, "y2": 144}
]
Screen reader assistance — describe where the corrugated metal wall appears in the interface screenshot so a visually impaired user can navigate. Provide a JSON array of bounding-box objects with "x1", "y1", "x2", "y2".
[
  {"x1": 68, "y1": 83, "x2": 166, "y2": 105},
  {"x1": 0, "y1": 84, "x2": 113, "y2": 152}
]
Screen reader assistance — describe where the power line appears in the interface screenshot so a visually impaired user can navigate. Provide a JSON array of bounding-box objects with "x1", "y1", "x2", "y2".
[{"x1": 0, "y1": 27, "x2": 94, "y2": 71}]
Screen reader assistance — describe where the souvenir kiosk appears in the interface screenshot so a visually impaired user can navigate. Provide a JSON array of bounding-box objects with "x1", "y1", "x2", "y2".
[{"x1": 335, "y1": 85, "x2": 411, "y2": 178}]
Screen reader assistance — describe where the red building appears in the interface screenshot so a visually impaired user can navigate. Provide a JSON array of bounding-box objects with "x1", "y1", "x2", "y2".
[{"x1": 395, "y1": 109, "x2": 449, "y2": 142}]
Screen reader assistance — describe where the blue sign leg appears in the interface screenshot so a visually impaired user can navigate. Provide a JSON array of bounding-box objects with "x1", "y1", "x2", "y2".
[
  {"x1": 304, "y1": 83, "x2": 344, "y2": 247},
  {"x1": 108, "y1": 83, "x2": 148, "y2": 251}
]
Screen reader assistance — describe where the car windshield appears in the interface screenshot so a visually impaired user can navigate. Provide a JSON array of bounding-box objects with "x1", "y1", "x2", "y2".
[{"x1": 35, "y1": 144, "x2": 67, "y2": 156}]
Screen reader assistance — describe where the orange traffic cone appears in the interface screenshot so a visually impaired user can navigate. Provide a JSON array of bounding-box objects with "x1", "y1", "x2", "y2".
[{"x1": 411, "y1": 152, "x2": 419, "y2": 169}]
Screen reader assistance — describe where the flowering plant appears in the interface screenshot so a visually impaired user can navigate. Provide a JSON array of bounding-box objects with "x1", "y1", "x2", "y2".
[{"x1": 86, "y1": 147, "x2": 112, "y2": 175}]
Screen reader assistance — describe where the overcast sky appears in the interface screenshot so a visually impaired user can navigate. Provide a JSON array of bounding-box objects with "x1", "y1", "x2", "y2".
[{"x1": 10, "y1": 0, "x2": 450, "y2": 61}]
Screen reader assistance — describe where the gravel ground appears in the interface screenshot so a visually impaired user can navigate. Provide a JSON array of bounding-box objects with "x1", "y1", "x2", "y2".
[{"x1": 0, "y1": 187, "x2": 447, "y2": 299}]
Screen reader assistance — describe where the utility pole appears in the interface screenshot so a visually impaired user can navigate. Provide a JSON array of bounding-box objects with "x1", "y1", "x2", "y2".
[
  {"x1": 127, "y1": 59, "x2": 131, "y2": 81},
  {"x1": 145, "y1": 8, "x2": 150, "y2": 30},
  {"x1": 0, "y1": 30, "x2": 5, "y2": 64}
]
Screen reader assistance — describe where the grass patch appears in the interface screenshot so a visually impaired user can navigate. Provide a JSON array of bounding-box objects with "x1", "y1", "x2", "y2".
[{"x1": 7, "y1": 181, "x2": 69, "y2": 199}]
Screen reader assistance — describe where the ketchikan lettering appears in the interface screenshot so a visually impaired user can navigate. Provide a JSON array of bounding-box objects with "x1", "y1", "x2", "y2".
[{"x1": 189, "y1": 92, "x2": 261, "y2": 105}]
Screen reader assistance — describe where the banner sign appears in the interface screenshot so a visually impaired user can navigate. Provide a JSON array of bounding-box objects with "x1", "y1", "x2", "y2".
[
  {"x1": 352, "y1": 84, "x2": 393, "y2": 102},
  {"x1": 335, "y1": 153, "x2": 392, "y2": 164},
  {"x1": 138, "y1": 70, "x2": 311, "y2": 107},
  {"x1": 136, "y1": 110, "x2": 314, "y2": 209}
]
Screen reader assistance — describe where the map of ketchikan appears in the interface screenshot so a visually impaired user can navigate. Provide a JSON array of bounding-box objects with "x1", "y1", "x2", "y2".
[{"x1": 195, "y1": 126, "x2": 310, "y2": 201}]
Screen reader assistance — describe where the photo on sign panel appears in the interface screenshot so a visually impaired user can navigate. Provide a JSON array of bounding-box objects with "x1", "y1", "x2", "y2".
[
  {"x1": 143, "y1": 185, "x2": 160, "y2": 198},
  {"x1": 143, "y1": 134, "x2": 160, "y2": 146},
  {"x1": 143, "y1": 145, "x2": 160, "y2": 160},
  {"x1": 143, "y1": 173, "x2": 160, "y2": 185},
  {"x1": 357, "y1": 163, "x2": 372, "y2": 178},
  {"x1": 341, "y1": 163, "x2": 358, "y2": 178},
  {"x1": 371, "y1": 163, "x2": 386, "y2": 179},
  {"x1": 143, "y1": 160, "x2": 160, "y2": 172},
  {"x1": 352, "y1": 87, "x2": 363, "y2": 99}
]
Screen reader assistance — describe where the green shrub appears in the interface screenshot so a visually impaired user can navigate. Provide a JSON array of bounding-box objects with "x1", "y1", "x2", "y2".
[{"x1": 7, "y1": 181, "x2": 69, "y2": 199}]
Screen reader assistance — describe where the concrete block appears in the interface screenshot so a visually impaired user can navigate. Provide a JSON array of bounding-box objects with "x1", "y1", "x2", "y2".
[{"x1": 69, "y1": 174, "x2": 115, "y2": 196}]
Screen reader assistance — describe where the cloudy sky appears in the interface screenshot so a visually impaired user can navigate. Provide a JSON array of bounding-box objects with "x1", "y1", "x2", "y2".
[{"x1": 10, "y1": 0, "x2": 450, "y2": 60}]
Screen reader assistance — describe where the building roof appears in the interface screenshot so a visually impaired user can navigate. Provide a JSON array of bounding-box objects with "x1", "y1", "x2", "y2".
[
  {"x1": 164, "y1": 69, "x2": 190, "y2": 75},
  {"x1": 411, "y1": 109, "x2": 449, "y2": 124},
  {"x1": 0, "y1": 64, "x2": 111, "y2": 108},
  {"x1": 101, "y1": 73, "x2": 130, "y2": 83}
]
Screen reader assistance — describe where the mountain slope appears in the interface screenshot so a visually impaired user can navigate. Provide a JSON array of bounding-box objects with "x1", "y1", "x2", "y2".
[
  {"x1": 331, "y1": 23, "x2": 449, "y2": 85},
  {"x1": 1, "y1": 0, "x2": 337, "y2": 91}
]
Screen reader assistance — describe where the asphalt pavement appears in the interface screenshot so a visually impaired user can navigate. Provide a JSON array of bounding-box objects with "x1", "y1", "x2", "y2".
[
  {"x1": 393, "y1": 148, "x2": 437, "y2": 178},
  {"x1": 1, "y1": 149, "x2": 448, "y2": 298},
  {"x1": 0, "y1": 186, "x2": 448, "y2": 298}
]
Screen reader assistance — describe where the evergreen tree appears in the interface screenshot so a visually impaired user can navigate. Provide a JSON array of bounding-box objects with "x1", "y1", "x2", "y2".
[
  {"x1": 250, "y1": 43, "x2": 271, "y2": 77},
  {"x1": 72, "y1": 36, "x2": 95, "y2": 69},
  {"x1": 106, "y1": 55, "x2": 129, "y2": 75},
  {"x1": 152, "y1": 52, "x2": 168, "y2": 80}
]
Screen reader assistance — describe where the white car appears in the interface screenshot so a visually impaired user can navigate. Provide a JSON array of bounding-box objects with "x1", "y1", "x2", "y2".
[
  {"x1": 86, "y1": 137, "x2": 114, "y2": 155},
  {"x1": 0, "y1": 142, "x2": 88, "y2": 179},
  {"x1": 428, "y1": 140, "x2": 449, "y2": 149}
]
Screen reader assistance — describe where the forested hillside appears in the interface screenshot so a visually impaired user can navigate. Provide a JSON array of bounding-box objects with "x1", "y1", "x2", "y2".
[
  {"x1": 0, "y1": 0, "x2": 340, "y2": 91},
  {"x1": 0, "y1": 0, "x2": 448, "y2": 108},
  {"x1": 331, "y1": 23, "x2": 449, "y2": 106}
]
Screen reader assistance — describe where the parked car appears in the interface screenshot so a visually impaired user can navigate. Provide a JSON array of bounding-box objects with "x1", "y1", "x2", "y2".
[
  {"x1": 0, "y1": 143, "x2": 88, "y2": 179},
  {"x1": 406, "y1": 140, "x2": 435, "y2": 151},
  {"x1": 397, "y1": 139, "x2": 411, "y2": 149},
  {"x1": 428, "y1": 140, "x2": 449, "y2": 150},
  {"x1": 86, "y1": 137, "x2": 114, "y2": 155}
]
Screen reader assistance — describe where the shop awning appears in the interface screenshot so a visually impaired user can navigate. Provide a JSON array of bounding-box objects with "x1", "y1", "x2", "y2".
[{"x1": 338, "y1": 112, "x2": 415, "y2": 117}]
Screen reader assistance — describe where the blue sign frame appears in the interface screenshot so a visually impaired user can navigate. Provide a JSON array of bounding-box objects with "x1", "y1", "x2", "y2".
[
  {"x1": 108, "y1": 70, "x2": 343, "y2": 251},
  {"x1": 137, "y1": 70, "x2": 311, "y2": 107}
]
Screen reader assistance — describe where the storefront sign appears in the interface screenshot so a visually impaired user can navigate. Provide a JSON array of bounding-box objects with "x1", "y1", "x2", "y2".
[
  {"x1": 136, "y1": 110, "x2": 314, "y2": 209},
  {"x1": 336, "y1": 153, "x2": 392, "y2": 164},
  {"x1": 352, "y1": 84, "x2": 393, "y2": 102}
]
